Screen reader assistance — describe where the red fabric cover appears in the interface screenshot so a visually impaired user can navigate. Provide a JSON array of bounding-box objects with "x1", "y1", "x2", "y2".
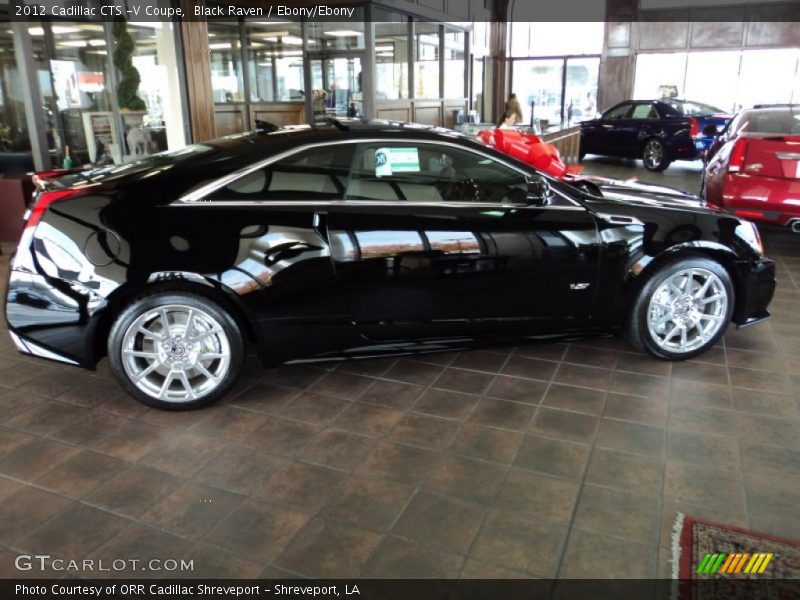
[
  {"x1": 493, "y1": 128, "x2": 523, "y2": 152},
  {"x1": 478, "y1": 130, "x2": 494, "y2": 146},
  {"x1": 477, "y1": 128, "x2": 581, "y2": 180}
]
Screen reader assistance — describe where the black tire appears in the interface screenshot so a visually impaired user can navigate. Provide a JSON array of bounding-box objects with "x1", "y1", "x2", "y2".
[
  {"x1": 626, "y1": 256, "x2": 733, "y2": 360},
  {"x1": 642, "y1": 139, "x2": 670, "y2": 172},
  {"x1": 699, "y1": 172, "x2": 707, "y2": 199},
  {"x1": 108, "y1": 291, "x2": 245, "y2": 410}
]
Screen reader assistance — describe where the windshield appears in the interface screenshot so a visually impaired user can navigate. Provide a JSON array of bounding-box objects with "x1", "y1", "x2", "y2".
[{"x1": 666, "y1": 100, "x2": 725, "y2": 117}]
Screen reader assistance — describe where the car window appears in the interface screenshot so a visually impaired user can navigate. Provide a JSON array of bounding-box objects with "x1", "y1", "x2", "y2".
[
  {"x1": 742, "y1": 108, "x2": 800, "y2": 135},
  {"x1": 205, "y1": 145, "x2": 354, "y2": 201},
  {"x1": 603, "y1": 104, "x2": 632, "y2": 120},
  {"x1": 346, "y1": 142, "x2": 529, "y2": 205},
  {"x1": 631, "y1": 103, "x2": 659, "y2": 119},
  {"x1": 666, "y1": 100, "x2": 723, "y2": 117}
]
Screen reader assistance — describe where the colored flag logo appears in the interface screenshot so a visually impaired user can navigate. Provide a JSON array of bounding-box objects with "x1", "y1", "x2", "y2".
[{"x1": 697, "y1": 552, "x2": 773, "y2": 575}]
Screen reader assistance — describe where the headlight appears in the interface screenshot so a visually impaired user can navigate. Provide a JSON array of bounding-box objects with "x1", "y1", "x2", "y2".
[{"x1": 735, "y1": 221, "x2": 764, "y2": 256}]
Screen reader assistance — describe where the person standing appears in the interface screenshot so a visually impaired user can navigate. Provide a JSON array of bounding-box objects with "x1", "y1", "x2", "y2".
[{"x1": 505, "y1": 93, "x2": 524, "y2": 125}]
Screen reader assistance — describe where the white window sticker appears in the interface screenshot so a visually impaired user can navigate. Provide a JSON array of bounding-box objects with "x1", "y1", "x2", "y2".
[{"x1": 374, "y1": 147, "x2": 421, "y2": 177}]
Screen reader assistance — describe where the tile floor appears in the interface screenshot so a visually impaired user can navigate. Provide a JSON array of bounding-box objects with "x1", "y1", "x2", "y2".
[{"x1": 0, "y1": 157, "x2": 798, "y2": 580}]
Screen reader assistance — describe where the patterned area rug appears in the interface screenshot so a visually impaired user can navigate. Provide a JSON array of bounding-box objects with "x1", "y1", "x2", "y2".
[{"x1": 673, "y1": 513, "x2": 800, "y2": 599}]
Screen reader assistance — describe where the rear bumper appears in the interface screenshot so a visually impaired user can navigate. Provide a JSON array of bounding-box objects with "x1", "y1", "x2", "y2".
[
  {"x1": 5, "y1": 267, "x2": 103, "y2": 368},
  {"x1": 720, "y1": 173, "x2": 800, "y2": 226},
  {"x1": 731, "y1": 258, "x2": 776, "y2": 327}
]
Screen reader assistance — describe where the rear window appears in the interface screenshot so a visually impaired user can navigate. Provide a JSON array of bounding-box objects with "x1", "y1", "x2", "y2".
[
  {"x1": 738, "y1": 108, "x2": 800, "y2": 135},
  {"x1": 666, "y1": 101, "x2": 724, "y2": 117},
  {"x1": 57, "y1": 144, "x2": 215, "y2": 188}
]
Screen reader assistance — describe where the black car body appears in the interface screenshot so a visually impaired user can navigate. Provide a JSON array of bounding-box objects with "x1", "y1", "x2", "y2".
[
  {"x1": 581, "y1": 100, "x2": 731, "y2": 171},
  {"x1": 4, "y1": 121, "x2": 775, "y2": 409}
]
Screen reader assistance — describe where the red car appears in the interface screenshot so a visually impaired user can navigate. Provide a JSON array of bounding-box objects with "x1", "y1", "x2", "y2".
[{"x1": 703, "y1": 105, "x2": 800, "y2": 229}]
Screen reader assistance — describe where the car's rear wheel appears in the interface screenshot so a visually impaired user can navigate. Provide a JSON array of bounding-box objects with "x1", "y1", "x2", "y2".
[
  {"x1": 642, "y1": 139, "x2": 670, "y2": 172},
  {"x1": 626, "y1": 257, "x2": 733, "y2": 360},
  {"x1": 108, "y1": 292, "x2": 244, "y2": 410}
]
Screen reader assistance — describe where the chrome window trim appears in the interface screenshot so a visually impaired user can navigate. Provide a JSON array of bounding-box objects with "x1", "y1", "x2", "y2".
[
  {"x1": 171, "y1": 199, "x2": 586, "y2": 210},
  {"x1": 175, "y1": 137, "x2": 583, "y2": 208}
]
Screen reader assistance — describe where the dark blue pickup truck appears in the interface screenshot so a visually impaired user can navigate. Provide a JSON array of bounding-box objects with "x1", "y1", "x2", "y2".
[{"x1": 580, "y1": 99, "x2": 731, "y2": 171}]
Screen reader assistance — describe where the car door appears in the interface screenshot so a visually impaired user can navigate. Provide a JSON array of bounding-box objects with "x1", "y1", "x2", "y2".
[
  {"x1": 161, "y1": 144, "x2": 364, "y2": 363},
  {"x1": 582, "y1": 102, "x2": 633, "y2": 156},
  {"x1": 326, "y1": 139, "x2": 600, "y2": 342},
  {"x1": 623, "y1": 102, "x2": 662, "y2": 157}
]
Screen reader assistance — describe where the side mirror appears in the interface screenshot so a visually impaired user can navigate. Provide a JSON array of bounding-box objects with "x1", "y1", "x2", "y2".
[
  {"x1": 527, "y1": 177, "x2": 554, "y2": 207},
  {"x1": 702, "y1": 124, "x2": 719, "y2": 137}
]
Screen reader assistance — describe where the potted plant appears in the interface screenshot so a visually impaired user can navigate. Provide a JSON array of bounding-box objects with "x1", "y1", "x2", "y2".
[{"x1": 112, "y1": 21, "x2": 150, "y2": 158}]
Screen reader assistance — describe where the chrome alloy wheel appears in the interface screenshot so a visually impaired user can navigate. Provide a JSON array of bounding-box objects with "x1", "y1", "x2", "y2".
[
  {"x1": 643, "y1": 140, "x2": 664, "y2": 169},
  {"x1": 120, "y1": 304, "x2": 231, "y2": 403},
  {"x1": 646, "y1": 268, "x2": 728, "y2": 354}
]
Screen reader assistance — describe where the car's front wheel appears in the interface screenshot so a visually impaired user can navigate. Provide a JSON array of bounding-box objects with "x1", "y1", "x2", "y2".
[
  {"x1": 108, "y1": 292, "x2": 245, "y2": 410},
  {"x1": 642, "y1": 139, "x2": 670, "y2": 171},
  {"x1": 626, "y1": 257, "x2": 733, "y2": 360}
]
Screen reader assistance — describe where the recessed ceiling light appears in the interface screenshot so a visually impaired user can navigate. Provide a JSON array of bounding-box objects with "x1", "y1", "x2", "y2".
[
  {"x1": 325, "y1": 30, "x2": 362, "y2": 38},
  {"x1": 282, "y1": 36, "x2": 303, "y2": 45},
  {"x1": 209, "y1": 42, "x2": 233, "y2": 50}
]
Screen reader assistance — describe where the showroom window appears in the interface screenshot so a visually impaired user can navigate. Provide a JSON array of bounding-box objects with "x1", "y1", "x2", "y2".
[
  {"x1": 414, "y1": 23, "x2": 441, "y2": 99},
  {"x1": 124, "y1": 22, "x2": 184, "y2": 161},
  {"x1": 246, "y1": 21, "x2": 305, "y2": 102},
  {"x1": 375, "y1": 13, "x2": 410, "y2": 100},
  {"x1": 509, "y1": 23, "x2": 601, "y2": 128},
  {"x1": 48, "y1": 21, "x2": 114, "y2": 165},
  {"x1": 634, "y1": 49, "x2": 800, "y2": 113},
  {"x1": 0, "y1": 19, "x2": 52, "y2": 177},
  {"x1": 346, "y1": 142, "x2": 528, "y2": 204},
  {"x1": 207, "y1": 145, "x2": 355, "y2": 201},
  {"x1": 208, "y1": 21, "x2": 244, "y2": 103},
  {"x1": 306, "y1": 16, "x2": 365, "y2": 52},
  {"x1": 443, "y1": 29, "x2": 466, "y2": 99}
]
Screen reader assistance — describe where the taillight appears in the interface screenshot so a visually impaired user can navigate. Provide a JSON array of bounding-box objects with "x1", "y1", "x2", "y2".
[
  {"x1": 728, "y1": 138, "x2": 749, "y2": 173},
  {"x1": 24, "y1": 187, "x2": 95, "y2": 231},
  {"x1": 690, "y1": 118, "x2": 700, "y2": 138}
]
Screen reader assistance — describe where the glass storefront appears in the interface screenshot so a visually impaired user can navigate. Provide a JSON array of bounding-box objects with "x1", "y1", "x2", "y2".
[
  {"x1": 414, "y1": 23, "x2": 441, "y2": 99},
  {"x1": 208, "y1": 21, "x2": 244, "y2": 103},
  {"x1": 3, "y1": 11, "x2": 470, "y2": 174},
  {"x1": 375, "y1": 16, "x2": 410, "y2": 100},
  {"x1": 1, "y1": 16, "x2": 187, "y2": 173},
  {"x1": 246, "y1": 21, "x2": 305, "y2": 102},
  {"x1": 633, "y1": 49, "x2": 800, "y2": 112},
  {"x1": 443, "y1": 29, "x2": 465, "y2": 98}
]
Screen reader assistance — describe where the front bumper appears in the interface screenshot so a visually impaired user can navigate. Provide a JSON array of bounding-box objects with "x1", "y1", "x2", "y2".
[{"x1": 731, "y1": 258, "x2": 776, "y2": 327}]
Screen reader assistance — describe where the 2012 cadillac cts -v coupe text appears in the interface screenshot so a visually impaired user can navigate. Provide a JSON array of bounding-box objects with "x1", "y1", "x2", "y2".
[{"x1": 4, "y1": 121, "x2": 776, "y2": 409}]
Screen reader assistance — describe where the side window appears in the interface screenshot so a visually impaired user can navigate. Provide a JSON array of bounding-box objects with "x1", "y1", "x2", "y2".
[
  {"x1": 206, "y1": 145, "x2": 354, "y2": 201},
  {"x1": 603, "y1": 104, "x2": 632, "y2": 120},
  {"x1": 346, "y1": 142, "x2": 528, "y2": 204},
  {"x1": 631, "y1": 103, "x2": 659, "y2": 119}
]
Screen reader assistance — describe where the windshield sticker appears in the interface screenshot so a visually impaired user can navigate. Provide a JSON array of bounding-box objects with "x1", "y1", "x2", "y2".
[{"x1": 375, "y1": 147, "x2": 420, "y2": 177}]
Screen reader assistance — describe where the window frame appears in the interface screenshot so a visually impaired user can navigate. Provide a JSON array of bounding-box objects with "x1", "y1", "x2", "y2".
[
  {"x1": 346, "y1": 140, "x2": 532, "y2": 205},
  {"x1": 176, "y1": 137, "x2": 584, "y2": 209},
  {"x1": 603, "y1": 103, "x2": 633, "y2": 121}
]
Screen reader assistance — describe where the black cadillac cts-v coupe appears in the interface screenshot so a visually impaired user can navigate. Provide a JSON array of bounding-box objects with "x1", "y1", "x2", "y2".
[{"x1": 4, "y1": 120, "x2": 775, "y2": 409}]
